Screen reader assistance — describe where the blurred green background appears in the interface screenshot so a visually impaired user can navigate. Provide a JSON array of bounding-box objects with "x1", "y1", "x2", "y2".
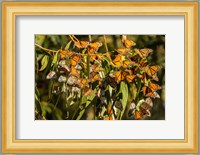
[{"x1": 35, "y1": 35, "x2": 165, "y2": 120}]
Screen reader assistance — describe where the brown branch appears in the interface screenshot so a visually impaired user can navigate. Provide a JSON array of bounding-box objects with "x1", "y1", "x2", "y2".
[{"x1": 35, "y1": 43, "x2": 57, "y2": 53}]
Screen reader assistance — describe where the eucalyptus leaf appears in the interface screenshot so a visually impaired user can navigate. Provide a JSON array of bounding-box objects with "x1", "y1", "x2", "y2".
[
  {"x1": 51, "y1": 50, "x2": 59, "y2": 67},
  {"x1": 65, "y1": 40, "x2": 72, "y2": 50},
  {"x1": 119, "y1": 81, "x2": 128, "y2": 119},
  {"x1": 39, "y1": 55, "x2": 49, "y2": 71}
]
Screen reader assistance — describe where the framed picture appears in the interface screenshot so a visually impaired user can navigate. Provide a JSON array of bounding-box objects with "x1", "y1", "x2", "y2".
[{"x1": 2, "y1": 2, "x2": 198, "y2": 153}]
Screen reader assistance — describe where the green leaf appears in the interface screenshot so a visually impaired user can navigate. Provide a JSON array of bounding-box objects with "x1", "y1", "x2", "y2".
[
  {"x1": 36, "y1": 54, "x2": 44, "y2": 61},
  {"x1": 51, "y1": 50, "x2": 59, "y2": 67},
  {"x1": 65, "y1": 40, "x2": 72, "y2": 50},
  {"x1": 39, "y1": 55, "x2": 49, "y2": 71},
  {"x1": 119, "y1": 81, "x2": 128, "y2": 119}
]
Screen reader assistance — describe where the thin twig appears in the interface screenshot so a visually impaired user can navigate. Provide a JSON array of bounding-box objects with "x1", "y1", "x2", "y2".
[
  {"x1": 103, "y1": 35, "x2": 109, "y2": 53},
  {"x1": 35, "y1": 43, "x2": 57, "y2": 53}
]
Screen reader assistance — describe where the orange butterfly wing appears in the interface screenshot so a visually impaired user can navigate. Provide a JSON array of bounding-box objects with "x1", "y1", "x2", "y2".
[
  {"x1": 123, "y1": 60, "x2": 134, "y2": 68},
  {"x1": 70, "y1": 67, "x2": 80, "y2": 76},
  {"x1": 71, "y1": 55, "x2": 81, "y2": 66},
  {"x1": 88, "y1": 42, "x2": 102, "y2": 54},
  {"x1": 135, "y1": 111, "x2": 141, "y2": 120},
  {"x1": 74, "y1": 41, "x2": 89, "y2": 49},
  {"x1": 149, "y1": 82, "x2": 161, "y2": 92},
  {"x1": 135, "y1": 48, "x2": 152, "y2": 58},
  {"x1": 126, "y1": 74, "x2": 135, "y2": 83},
  {"x1": 143, "y1": 65, "x2": 161, "y2": 77},
  {"x1": 124, "y1": 39, "x2": 136, "y2": 48},
  {"x1": 113, "y1": 55, "x2": 122, "y2": 67}
]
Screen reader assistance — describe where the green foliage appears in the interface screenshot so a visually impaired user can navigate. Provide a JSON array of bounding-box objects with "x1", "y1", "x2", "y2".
[{"x1": 35, "y1": 35, "x2": 165, "y2": 120}]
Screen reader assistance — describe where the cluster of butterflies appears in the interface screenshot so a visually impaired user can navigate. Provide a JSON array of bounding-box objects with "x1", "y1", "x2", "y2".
[{"x1": 45, "y1": 35, "x2": 162, "y2": 120}]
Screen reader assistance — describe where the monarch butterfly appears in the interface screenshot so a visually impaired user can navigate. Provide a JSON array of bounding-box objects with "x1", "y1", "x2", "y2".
[
  {"x1": 58, "y1": 60, "x2": 70, "y2": 73},
  {"x1": 113, "y1": 70, "x2": 135, "y2": 83},
  {"x1": 84, "y1": 87, "x2": 92, "y2": 96},
  {"x1": 142, "y1": 65, "x2": 161, "y2": 76},
  {"x1": 75, "y1": 41, "x2": 89, "y2": 49},
  {"x1": 90, "y1": 72, "x2": 101, "y2": 82},
  {"x1": 135, "y1": 110, "x2": 142, "y2": 120},
  {"x1": 113, "y1": 54, "x2": 123, "y2": 67},
  {"x1": 142, "y1": 83, "x2": 161, "y2": 98},
  {"x1": 121, "y1": 35, "x2": 136, "y2": 49},
  {"x1": 60, "y1": 49, "x2": 74, "y2": 59},
  {"x1": 113, "y1": 55, "x2": 134, "y2": 68},
  {"x1": 70, "y1": 67, "x2": 80, "y2": 77},
  {"x1": 140, "y1": 97, "x2": 153, "y2": 110},
  {"x1": 69, "y1": 35, "x2": 89, "y2": 49},
  {"x1": 71, "y1": 55, "x2": 81, "y2": 66},
  {"x1": 88, "y1": 42, "x2": 102, "y2": 54},
  {"x1": 67, "y1": 76, "x2": 79, "y2": 86},
  {"x1": 77, "y1": 78, "x2": 88, "y2": 88},
  {"x1": 46, "y1": 71, "x2": 56, "y2": 79},
  {"x1": 122, "y1": 59, "x2": 135, "y2": 68},
  {"x1": 90, "y1": 54, "x2": 102, "y2": 62},
  {"x1": 138, "y1": 60, "x2": 148, "y2": 68},
  {"x1": 90, "y1": 64, "x2": 104, "y2": 72},
  {"x1": 116, "y1": 48, "x2": 132, "y2": 55},
  {"x1": 135, "y1": 48, "x2": 153, "y2": 58},
  {"x1": 58, "y1": 75, "x2": 67, "y2": 83},
  {"x1": 136, "y1": 73, "x2": 146, "y2": 83}
]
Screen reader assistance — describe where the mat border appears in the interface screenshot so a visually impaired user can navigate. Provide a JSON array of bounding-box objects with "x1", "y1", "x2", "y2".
[{"x1": 2, "y1": 2, "x2": 198, "y2": 153}]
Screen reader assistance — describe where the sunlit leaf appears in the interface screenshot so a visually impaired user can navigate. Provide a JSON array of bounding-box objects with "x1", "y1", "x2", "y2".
[
  {"x1": 119, "y1": 81, "x2": 128, "y2": 119},
  {"x1": 39, "y1": 55, "x2": 49, "y2": 71},
  {"x1": 51, "y1": 50, "x2": 59, "y2": 67},
  {"x1": 65, "y1": 40, "x2": 72, "y2": 50}
]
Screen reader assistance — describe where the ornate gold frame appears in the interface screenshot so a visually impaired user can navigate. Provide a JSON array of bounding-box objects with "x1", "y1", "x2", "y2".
[{"x1": 2, "y1": 2, "x2": 198, "y2": 153}]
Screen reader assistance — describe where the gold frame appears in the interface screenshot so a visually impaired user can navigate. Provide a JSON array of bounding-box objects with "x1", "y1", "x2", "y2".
[{"x1": 2, "y1": 2, "x2": 198, "y2": 153}]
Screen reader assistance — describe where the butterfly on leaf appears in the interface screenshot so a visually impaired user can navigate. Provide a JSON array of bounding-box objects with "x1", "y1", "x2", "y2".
[
  {"x1": 84, "y1": 86, "x2": 93, "y2": 96},
  {"x1": 111, "y1": 70, "x2": 135, "y2": 83},
  {"x1": 115, "y1": 48, "x2": 132, "y2": 56},
  {"x1": 69, "y1": 35, "x2": 89, "y2": 49},
  {"x1": 70, "y1": 55, "x2": 81, "y2": 67},
  {"x1": 67, "y1": 76, "x2": 79, "y2": 86},
  {"x1": 142, "y1": 82, "x2": 161, "y2": 98},
  {"x1": 135, "y1": 48, "x2": 153, "y2": 59},
  {"x1": 140, "y1": 97, "x2": 153, "y2": 110},
  {"x1": 112, "y1": 54, "x2": 123, "y2": 67},
  {"x1": 87, "y1": 42, "x2": 102, "y2": 54},
  {"x1": 58, "y1": 75, "x2": 67, "y2": 83},
  {"x1": 74, "y1": 41, "x2": 90, "y2": 49},
  {"x1": 90, "y1": 54, "x2": 102, "y2": 62},
  {"x1": 90, "y1": 64, "x2": 104, "y2": 73},
  {"x1": 142, "y1": 65, "x2": 162, "y2": 81},
  {"x1": 46, "y1": 71, "x2": 56, "y2": 79},
  {"x1": 112, "y1": 54, "x2": 134, "y2": 68},
  {"x1": 59, "y1": 49, "x2": 74, "y2": 59},
  {"x1": 58, "y1": 60, "x2": 70, "y2": 73},
  {"x1": 121, "y1": 35, "x2": 136, "y2": 49},
  {"x1": 70, "y1": 67, "x2": 80, "y2": 77},
  {"x1": 90, "y1": 72, "x2": 101, "y2": 83},
  {"x1": 123, "y1": 59, "x2": 135, "y2": 68},
  {"x1": 77, "y1": 78, "x2": 88, "y2": 89},
  {"x1": 136, "y1": 73, "x2": 147, "y2": 83}
]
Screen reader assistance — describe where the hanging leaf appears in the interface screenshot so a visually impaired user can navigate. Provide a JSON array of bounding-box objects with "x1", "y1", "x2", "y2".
[
  {"x1": 119, "y1": 81, "x2": 128, "y2": 119},
  {"x1": 51, "y1": 50, "x2": 59, "y2": 67},
  {"x1": 39, "y1": 55, "x2": 49, "y2": 71},
  {"x1": 65, "y1": 40, "x2": 72, "y2": 50}
]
